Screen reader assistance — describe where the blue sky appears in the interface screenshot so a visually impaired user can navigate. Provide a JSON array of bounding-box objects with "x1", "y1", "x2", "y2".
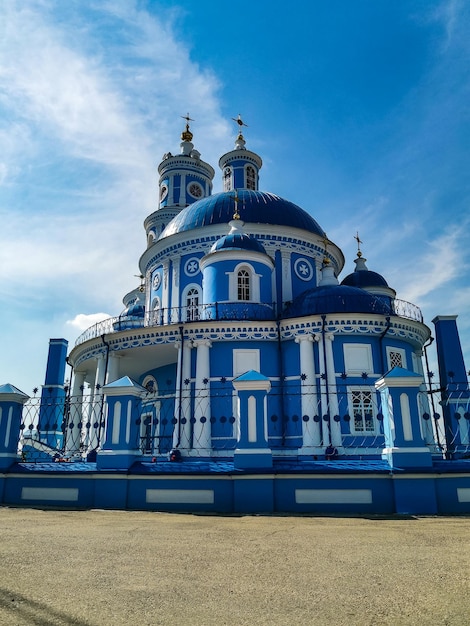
[{"x1": 1, "y1": 0, "x2": 469, "y2": 392}]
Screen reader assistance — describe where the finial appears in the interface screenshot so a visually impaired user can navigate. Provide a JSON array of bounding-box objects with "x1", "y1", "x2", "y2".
[
  {"x1": 354, "y1": 231, "x2": 363, "y2": 258},
  {"x1": 233, "y1": 189, "x2": 240, "y2": 220},
  {"x1": 232, "y1": 114, "x2": 248, "y2": 139},
  {"x1": 322, "y1": 235, "x2": 330, "y2": 265},
  {"x1": 181, "y1": 113, "x2": 194, "y2": 142}
]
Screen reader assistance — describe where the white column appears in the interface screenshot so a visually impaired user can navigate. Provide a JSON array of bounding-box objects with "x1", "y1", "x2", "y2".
[
  {"x1": 171, "y1": 257, "x2": 180, "y2": 315},
  {"x1": 162, "y1": 260, "x2": 170, "y2": 323},
  {"x1": 106, "y1": 353, "x2": 120, "y2": 385},
  {"x1": 325, "y1": 333, "x2": 342, "y2": 448},
  {"x1": 65, "y1": 370, "x2": 86, "y2": 456},
  {"x1": 193, "y1": 339, "x2": 212, "y2": 454},
  {"x1": 89, "y1": 354, "x2": 106, "y2": 450},
  {"x1": 318, "y1": 338, "x2": 330, "y2": 447},
  {"x1": 173, "y1": 339, "x2": 193, "y2": 449},
  {"x1": 281, "y1": 251, "x2": 292, "y2": 303},
  {"x1": 295, "y1": 335, "x2": 321, "y2": 450}
]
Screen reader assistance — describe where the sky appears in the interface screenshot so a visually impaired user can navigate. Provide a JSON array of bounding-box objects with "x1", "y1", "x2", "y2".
[{"x1": 1, "y1": 0, "x2": 469, "y2": 393}]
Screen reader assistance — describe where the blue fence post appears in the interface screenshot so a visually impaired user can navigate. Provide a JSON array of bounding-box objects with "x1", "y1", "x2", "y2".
[
  {"x1": 0, "y1": 384, "x2": 29, "y2": 470},
  {"x1": 96, "y1": 376, "x2": 146, "y2": 470},
  {"x1": 375, "y1": 367, "x2": 437, "y2": 514}
]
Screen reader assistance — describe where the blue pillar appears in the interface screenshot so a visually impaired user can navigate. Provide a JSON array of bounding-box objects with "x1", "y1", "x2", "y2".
[
  {"x1": 432, "y1": 316, "x2": 470, "y2": 457},
  {"x1": 38, "y1": 338, "x2": 69, "y2": 449},
  {"x1": 0, "y1": 384, "x2": 29, "y2": 470},
  {"x1": 233, "y1": 370, "x2": 272, "y2": 469},
  {"x1": 96, "y1": 376, "x2": 145, "y2": 470},
  {"x1": 376, "y1": 367, "x2": 433, "y2": 468},
  {"x1": 375, "y1": 368, "x2": 436, "y2": 515}
]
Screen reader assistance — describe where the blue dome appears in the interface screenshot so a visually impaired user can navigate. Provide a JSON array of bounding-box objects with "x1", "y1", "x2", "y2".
[
  {"x1": 211, "y1": 232, "x2": 266, "y2": 254},
  {"x1": 122, "y1": 303, "x2": 145, "y2": 318},
  {"x1": 159, "y1": 190, "x2": 326, "y2": 239},
  {"x1": 285, "y1": 285, "x2": 393, "y2": 318},
  {"x1": 341, "y1": 270, "x2": 389, "y2": 289}
]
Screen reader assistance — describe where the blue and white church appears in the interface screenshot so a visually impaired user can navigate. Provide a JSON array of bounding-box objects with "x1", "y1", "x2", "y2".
[{"x1": 1, "y1": 118, "x2": 470, "y2": 515}]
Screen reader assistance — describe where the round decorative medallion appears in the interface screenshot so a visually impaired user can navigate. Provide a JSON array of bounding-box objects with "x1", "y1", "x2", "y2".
[
  {"x1": 160, "y1": 184, "x2": 168, "y2": 201},
  {"x1": 153, "y1": 271, "x2": 161, "y2": 289},
  {"x1": 188, "y1": 182, "x2": 203, "y2": 198},
  {"x1": 294, "y1": 257, "x2": 314, "y2": 281},
  {"x1": 184, "y1": 257, "x2": 200, "y2": 276}
]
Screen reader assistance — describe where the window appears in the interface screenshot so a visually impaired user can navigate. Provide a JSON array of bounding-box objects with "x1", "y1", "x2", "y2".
[
  {"x1": 343, "y1": 344, "x2": 373, "y2": 376},
  {"x1": 223, "y1": 167, "x2": 232, "y2": 191},
  {"x1": 186, "y1": 287, "x2": 200, "y2": 321},
  {"x1": 246, "y1": 165, "x2": 256, "y2": 190},
  {"x1": 188, "y1": 182, "x2": 203, "y2": 198},
  {"x1": 151, "y1": 297, "x2": 161, "y2": 325},
  {"x1": 237, "y1": 269, "x2": 250, "y2": 301},
  {"x1": 386, "y1": 347, "x2": 406, "y2": 371},
  {"x1": 349, "y1": 387, "x2": 376, "y2": 433}
]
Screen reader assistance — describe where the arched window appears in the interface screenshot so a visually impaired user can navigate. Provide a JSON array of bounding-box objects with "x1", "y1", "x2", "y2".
[
  {"x1": 237, "y1": 269, "x2": 250, "y2": 301},
  {"x1": 223, "y1": 167, "x2": 232, "y2": 191},
  {"x1": 151, "y1": 297, "x2": 161, "y2": 325},
  {"x1": 246, "y1": 165, "x2": 256, "y2": 190},
  {"x1": 185, "y1": 287, "x2": 200, "y2": 321}
]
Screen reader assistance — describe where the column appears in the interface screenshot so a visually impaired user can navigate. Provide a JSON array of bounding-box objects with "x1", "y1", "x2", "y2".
[
  {"x1": 295, "y1": 335, "x2": 321, "y2": 450},
  {"x1": 318, "y1": 337, "x2": 330, "y2": 447},
  {"x1": 89, "y1": 353, "x2": 106, "y2": 450},
  {"x1": 64, "y1": 370, "x2": 86, "y2": 456},
  {"x1": 193, "y1": 339, "x2": 212, "y2": 455},
  {"x1": 281, "y1": 251, "x2": 292, "y2": 304},
  {"x1": 325, "y1": 333, "x2": 342, "y2": 448},
  {"x1": 0, "y1": 384, "x2": 29, "y2": 470},
  {"x1": 172, "y1": 339, "x2": 193, "y2": 450}
]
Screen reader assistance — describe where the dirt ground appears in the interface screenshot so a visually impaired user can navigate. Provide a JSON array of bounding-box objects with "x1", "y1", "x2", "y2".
[{"x1": 0, "y1": 507, "x2": 469, "y2": 626}]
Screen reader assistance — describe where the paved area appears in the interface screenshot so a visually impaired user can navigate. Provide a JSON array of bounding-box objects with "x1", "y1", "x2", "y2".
[{"x1": 0, "y1": 507, "x2": 469, "y2": 625}]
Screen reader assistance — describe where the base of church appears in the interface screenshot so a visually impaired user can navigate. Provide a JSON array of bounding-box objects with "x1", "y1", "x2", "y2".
[{"x1": 2, "y1": 459, "x2": 470, "y2": 515}]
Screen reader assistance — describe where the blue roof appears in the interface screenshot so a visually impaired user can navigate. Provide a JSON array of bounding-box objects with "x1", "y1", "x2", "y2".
[
  {"x1": 211, "y1": 232, "x2": 266, "y2": 254},
  {"x1": 341, "y1": 270, "x2": 389, "y2": 288},
  {"x1": 159, "y1": 190, "x2": 326, "y2": 239},
  {"x1": 285, "y1": 285, "x2": 394, "y2": 318}
]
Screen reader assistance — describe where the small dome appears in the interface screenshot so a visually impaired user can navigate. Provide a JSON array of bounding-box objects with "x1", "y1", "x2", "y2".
[
  {"x1": 340, "y1": 254, "x2": 390, "y2": 290},
  {"x1": 159, "y1": 190, "x2": 326, "y2": 240},
  {"x1": 341, "y1": 270, "x2": 389, "y2": 289},
  {"x1": 211, "y1": 232, "x2": 266, "y2": 254},
  {"x1": 122, "y1": 303, "x2": 145, "y2": 318},
  {"x1": 285, "y1": 285, "x2": 393, "y2": 318}
]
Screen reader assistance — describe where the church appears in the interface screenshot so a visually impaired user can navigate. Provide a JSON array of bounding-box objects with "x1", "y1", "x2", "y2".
[{"x1": 1, "y1": 117, "x2": 470, "y2": 515}]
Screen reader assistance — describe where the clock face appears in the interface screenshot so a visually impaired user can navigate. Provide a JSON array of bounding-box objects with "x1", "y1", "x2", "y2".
[{"x1": 188, "y1": 182, "x2": 203, "y2": 198}]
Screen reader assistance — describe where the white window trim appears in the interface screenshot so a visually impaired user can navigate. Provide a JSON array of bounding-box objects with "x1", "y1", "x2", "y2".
[
  {"x1": 182, "y1": 283, "x2": 201, "y2": 322},
  {"x1": 343, "y1": 344, "x2": 373, "y2": 376},
  {"x1": 386, "y1": 346, "x2": 407, "y2": 371},
  {"x1": 227, "y1": 263, "x2": 261, "y2": 302},
  {"x1": 347, "y1": 385, "x2": 378, "y2": 435}
]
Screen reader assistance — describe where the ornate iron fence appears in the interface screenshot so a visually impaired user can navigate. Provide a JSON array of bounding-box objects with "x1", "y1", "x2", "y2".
[{"x1": 15, "y1": 381, "x2": 470, "y2": 463}]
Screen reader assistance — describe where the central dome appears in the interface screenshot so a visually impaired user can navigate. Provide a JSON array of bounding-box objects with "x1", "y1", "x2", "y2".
[{"x1": 159, "y1": 190, "x2": 326, "y2": 240}]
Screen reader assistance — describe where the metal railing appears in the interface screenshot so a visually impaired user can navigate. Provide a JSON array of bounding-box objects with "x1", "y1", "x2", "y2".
[
  {"x1": 15, "y1": 381, "x2": 470, "y2": 462},
  {"x1": 74, "y1": 298, "x2": 424, "y2": 346}
]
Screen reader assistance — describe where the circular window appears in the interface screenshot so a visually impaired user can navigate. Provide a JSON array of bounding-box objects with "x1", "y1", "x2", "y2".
[
  {"x1": 188, "y1": 182, "x2": 203, "y2": 198},
  {"x1": 160, "y1": 184, "x2": 168, "y2": 201}
]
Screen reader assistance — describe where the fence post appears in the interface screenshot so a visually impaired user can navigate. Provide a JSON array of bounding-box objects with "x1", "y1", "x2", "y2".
[
  {"x1": 375, "y1": 367, "x2": 436, "y2": 514},
  {"x1": 96, "y1": 376, "x2": 145, "y2": 470},
  {"x1": 0, "y1": 384, "x2": 29, "y2": 470}
]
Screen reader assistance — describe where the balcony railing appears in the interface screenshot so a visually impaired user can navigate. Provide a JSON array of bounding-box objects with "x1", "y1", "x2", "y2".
[{"x1": 74, "y1": 298, "x2": 423, "y2": 347}]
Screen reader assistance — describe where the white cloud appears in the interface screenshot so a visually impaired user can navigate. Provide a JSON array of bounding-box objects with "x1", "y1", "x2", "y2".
[{"x1": 66, "y1": 312, "x2": 112, "y2": 332}]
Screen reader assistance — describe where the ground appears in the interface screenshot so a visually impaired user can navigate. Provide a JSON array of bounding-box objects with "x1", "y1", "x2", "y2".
[{"x1": 0, "y1": 508, "x2": 468, "y2": 625}]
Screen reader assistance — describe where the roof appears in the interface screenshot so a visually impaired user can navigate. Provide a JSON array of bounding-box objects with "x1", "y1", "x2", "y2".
[
  {"x1": 285, "y1": 285, "x2": 394, "y2": 318},
  {"x1": 159, "y1": 190, "x2": 326, "y2": 239}
]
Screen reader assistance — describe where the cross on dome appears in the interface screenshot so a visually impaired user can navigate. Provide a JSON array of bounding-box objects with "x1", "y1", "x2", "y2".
[{"x1": 180, "y1": 112, "x2": 194, "y2": 142}]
